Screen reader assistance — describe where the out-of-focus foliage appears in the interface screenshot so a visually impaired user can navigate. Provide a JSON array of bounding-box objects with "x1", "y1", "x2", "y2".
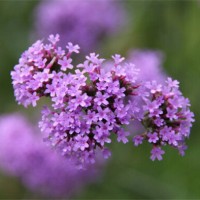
[{"x1": 0, "y1": 0, "x2": 199, "y2": 199}]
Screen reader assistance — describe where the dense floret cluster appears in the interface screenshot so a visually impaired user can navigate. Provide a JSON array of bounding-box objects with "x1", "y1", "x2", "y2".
[
  {"x1": 11, "y1": 34, "x2": 79, "y2": 107},
  {"x1": 126, "y1": 50, "x2": 167, "y2": 134},
  {"x1": 11, "y1": 34, "x2": 194, "y2": 165},
  {"x1": 0, "y1": 114, "x2": 99, "y2": 197},
  {"x1": 11, "y1": 35, "x2": 140, "y2": 166},
  {"x1": 35, "y1": 0, "x2": 126, "y2": 52},
  {"x1": 39, "y1": 54, "x2": 140, "y2": 165},
  {"x1": 133, "y1": 78, "x2": 194, "y2": 160}
]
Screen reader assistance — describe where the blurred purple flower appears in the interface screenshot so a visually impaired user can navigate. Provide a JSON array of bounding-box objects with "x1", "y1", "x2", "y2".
[
  {"x1": 34, "y1": 0, "x2": 126, "y2": 52},
  {"x1": 128, "y1": 50, "x2": 166, "y2": 83},
  {"x1": 0, "y1": 114, "x2": 100, "y2": 198},
  {"x1": 150, "y1": 146, "x2": 165, "y2": 161}
]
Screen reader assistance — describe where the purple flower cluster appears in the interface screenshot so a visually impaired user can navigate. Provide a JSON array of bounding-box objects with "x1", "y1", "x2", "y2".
[
  {"x1": 11, "y1": 34, "x2": 194, "y2": 164},
  {"x1": 126, "y1": 50, "x2": 167, "y2": 133},
  {"x1": 11, "y1": 34, "x2": 79, "y2": 107},
  {"x1": 133, "y1": 78, "x2": 194, "y2": 160},
  {"x1": 11, "y1": 34, "x2": 140, "y2": 166},
  {"x1": 34, "y1": 0, "x2": 126, "y2": 52},
  {"x1": 0, "y1": 114, "x2": 99, "y2": 198},
  {"x1": 38, "y1": 52, "x2": 140, "y2": 166}
]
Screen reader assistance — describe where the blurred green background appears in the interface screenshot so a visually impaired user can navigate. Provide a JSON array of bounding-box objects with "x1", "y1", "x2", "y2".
[{"x1": 0, "y1": 0, "x2": 199, "y2": 199}]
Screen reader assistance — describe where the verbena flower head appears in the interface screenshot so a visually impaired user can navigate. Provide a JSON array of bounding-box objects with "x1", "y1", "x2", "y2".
[
  {"x1": 34, "y1": 0, "x2": 126, "y2": 52},
  {"x1": 133, "y1": 78, "x2": 195, "y2": 160},
  {"x1": 11, "y1": 34, "x2": 78, "y2": 107},
  {"x1": 11, "y1": 34, "x2": 194, "y2": 165},
  {"x1": 11, "y1": 34, "x2": 140, "y2": 166},
  {"x1": 0, "y1": 114, "x2": 99, "y2": 198}
]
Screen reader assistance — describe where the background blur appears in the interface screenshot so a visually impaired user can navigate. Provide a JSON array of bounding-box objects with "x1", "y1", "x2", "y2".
[{"x1": 0, "y1": 0, "x2": 200, "y2": 199}]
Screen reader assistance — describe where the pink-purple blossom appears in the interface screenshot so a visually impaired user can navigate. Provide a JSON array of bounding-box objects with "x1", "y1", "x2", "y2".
[
  {"x1": 11, "y1": 34, "x2": 140, "y2": 167},
  {"x1": 150, "y1": 146, "x2": 165, "y2": 161},
  {"x1": 128, "y1": 49, "x2": 166, "y2": 83},
  {"x1": 11, "y1": 34, "x2": 194, "y2": 164},
  {"x1": 126, "y1": 49, "x2": 167, "y2": 135},
  {"x1": 0, "y1": 114, "x2": 99, "y2": 197},
  {"x1": 133, "y1": 78, "x2": 195, "y2": 160},
  {"x1": 34, "y1": 0, "x2": 126, "y2": 52},
  {"x1": 133, "y1": 135, "x2": 144, "y2": 146}
]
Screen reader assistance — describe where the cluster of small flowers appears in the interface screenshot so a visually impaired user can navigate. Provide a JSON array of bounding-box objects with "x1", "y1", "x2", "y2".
[
  {"x1": 0, "y1": 114, "x2": 99, "y2": 198},
  {"x1": 133, "y1": 78, "x2": 194, "y2": 160},
  {"x1": 35, "y1": 0, "x2": 126, "y2": 52},
  {"x1": 126, "y1": 49, "x2": 167, "y2": 134},
  {"x1": 11, "y1": 34, "x2": 79, "y2": 107},
  {"x1": 11, "y1": 34, "x2": 140, "y2": 166},
  {"x1": 11, "y1": 34, "x2": 194, "y2": 164}
]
